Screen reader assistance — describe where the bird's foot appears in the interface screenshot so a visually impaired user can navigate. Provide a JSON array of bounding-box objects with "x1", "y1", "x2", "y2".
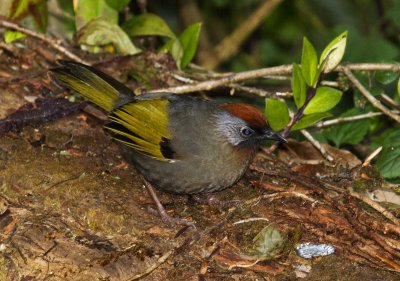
[
  {"x1": 143, "y1": 178, "x2": 195, "y2": 228},
  {"x1": 191, "y1": 194, "x2": 240, "y2": 212},
  {"x1": 146, "y1": 205, "x2": 195, "y2": 228}
]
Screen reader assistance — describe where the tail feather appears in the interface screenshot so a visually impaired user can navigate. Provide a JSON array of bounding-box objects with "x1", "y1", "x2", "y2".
[{"x1": 51, "y1": 61, "x2": 134, "y2": 112}]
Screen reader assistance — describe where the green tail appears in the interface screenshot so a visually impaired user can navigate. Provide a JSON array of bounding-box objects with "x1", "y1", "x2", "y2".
[{"x1": 51, "y1": 61, "x2": 134, "y2": 112}]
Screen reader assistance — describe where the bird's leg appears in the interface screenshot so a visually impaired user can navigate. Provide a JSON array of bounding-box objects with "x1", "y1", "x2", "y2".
[
  {"x1": 190, "y1": 194, "x2": 240, "y2": 212},
  {"x1": 142, "y1": 178, "x2": 195, "y2": 227}
]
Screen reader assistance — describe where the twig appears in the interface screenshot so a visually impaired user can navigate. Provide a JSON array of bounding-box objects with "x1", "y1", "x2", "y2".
[
  {"x1": 263, "y1": 75, "x2": 291, "y2": 81},
  {"x1": 171, "y1": 73, "x2": 196, "y2": 84},
  {"x1": 342, "y1": 67, "x2": 400, "y2": 123},
  {"x1": 362, "y1": 146, "x2": 382, "y2": 167},
  {"x1": 0, "y1": 16, "x2": 89, "y2": 65},
  {"x1": 233, "y1": 217, "x2": 269, "y2": 225},
  {"x1": 149, "y1": 65, "x2": 293, "y2": 94},
  {"x1": 231, "y1": 84, "x2": 292, "y2": 98},
  {"x1": 264, "y1": 191, "x2": 317, "y2": 202},
  {"x1": 380, "y1": 93, "x2": 400, "y2": 110},
  {"x1": 320, "y1": 80, "x2": 339, "y2": 87},
  {"x1": 300, "y1": 129, "x2": 334, "y2": 162},
  {"x1": 228, "y1": 258, "x2": 261, "y2": 270},
  {"x1": 125, "y1": 249, "x2": 173, "y2": 281},
  {"x1": 44, "y1": 173, "x2": 82, "y2": 192},
  {"x1": 314, "y1": 112, "x2": 384, "y2": 128},
  {"x1": 349, "y1": 187, "x2": 400, "y2": 226},
  {"x1": 149, "y1": 63, "x2": 400, "y2": 96},
  {"x1": 337, "y1": 63, "x2": 400, "y2": 72}
]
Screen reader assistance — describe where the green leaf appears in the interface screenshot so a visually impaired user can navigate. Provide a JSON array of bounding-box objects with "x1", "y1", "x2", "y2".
[
  {"x1": 76, "y1": 18, "x2": 140, "y2": 55},
  {"x1": 292, "y1": 112, "x2": 331, "y2": 131},
  {"x1": 376, "y1": 146, "x2": 400, "y2": 179},
  {"x1": 265, "y1": 99, "x2": 289, "y2": 131},
  {"x1": 375, "y1": 129, "x2": 400, "y2": 179},
  {"x1": 161, "y1": 38, "x2": 183, "y2": 68},
  {"x1": 105, "y1": 0, "x2": 131, "y2": 11},
  {"x1": 375, "y1": 71, "x2": 399, "y2": 85},
  {"x1": 301, "y1": 37, "x2": 319, "y2": 87},
  {"x1": 179, "y1": 22, "x2": 201, "y2": 69},
  {"x1": 251, "y1": 224, "x2": 284, "y2": 259},
  {"x1": 382, "y1": 129, "x2": 400, "y2": 148},
  {"x1": 74, "y1": 0, "x2": 118, "y2": 30},
  {"x1": 319, "y1": 31, "x2": 348, "y2": 73},
  {"x1": 304, "y1": 87, "x2": 343, "y2": 115},
  {"x1": 123, "y1": 13, "x2": 176, "y2": 38},
  {"x1": 292, "y1": 64, "x2": 307, "y2": 108},
  {"x1": 4, "y1": 30, "x2": 26, "y2": 43},
  {"x1": 322, "y1": 108, "x2": 371, "y2": 147}
]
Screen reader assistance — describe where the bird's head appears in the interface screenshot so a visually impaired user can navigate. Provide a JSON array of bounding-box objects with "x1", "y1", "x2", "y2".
[{"x1": 215, "y1": 103, "x2": 287, "y2": 150}]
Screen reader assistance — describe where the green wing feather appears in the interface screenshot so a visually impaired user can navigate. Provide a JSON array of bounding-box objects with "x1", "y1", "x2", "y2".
[
  {"x1": 52, "y1": 61, "x2": 173, "y2": 161},
  {"x1": 105, "y1": 99, "x2": 173, "y2": 161}
]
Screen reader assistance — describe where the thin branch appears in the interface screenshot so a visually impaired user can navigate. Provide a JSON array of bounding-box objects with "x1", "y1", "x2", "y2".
[
  {"x1": 342, "y1": 67, "x2": 400, "y2": 123},
  {"x1": 300, "y1": 129, "x2": 334, "y2": 162},
  {"x1": 0, "y1": 17, "x2": 89, "y2": 65},
  {"x1": 263, "y1": 75, "x2": 291, "y2": 81},
  {"x1": 314, "y1": 112, "x2": 384, "y2": 128},
  {"x1": 337, "y1": 63, "x2": 400, "y2": 72},
  {"x1": 380, "y1": 93, "x2": 400, "y2": 110},
  {"x1": 320, "y1": 80, "x2": 339, "y2": 87},
  {"x1": 233, "y1": 217, "x2": 269, "y2": 225},
  {"x1": 230, "y1": 84, "x2": 292, "y2": 98},
  {"x1": 349, "y1": 187, "x2": 400, "y2": 226},
  {"x1": 362, "y1": 146, "x2": 382, "y2": 167},
  {"x1": 149, "y1": 65, "x2": 293, "y2": 94}
]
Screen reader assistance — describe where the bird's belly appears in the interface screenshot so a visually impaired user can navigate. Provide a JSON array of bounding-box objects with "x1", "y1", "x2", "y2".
[
  {"x1": 140, "y1": 158, "x2": 245, "y2": 194},
  {"x1": 121, "y1": 147, "x2": 249, "y2": 194}
]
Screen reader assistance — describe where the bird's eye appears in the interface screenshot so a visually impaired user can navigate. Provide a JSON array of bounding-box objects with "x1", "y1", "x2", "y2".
[{"x1": 240, "y1": 127, "x2": 254, "y2": 137}]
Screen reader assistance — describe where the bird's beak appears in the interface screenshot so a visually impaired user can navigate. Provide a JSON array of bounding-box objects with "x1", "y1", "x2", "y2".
[{"x1": 262, "y1": 129, "x2": 288, "y2": 143}]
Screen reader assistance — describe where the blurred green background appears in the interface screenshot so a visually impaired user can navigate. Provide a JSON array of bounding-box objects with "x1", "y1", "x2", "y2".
[{"x1": 149, "y1": 0, "x2": 400, "y2": 70}]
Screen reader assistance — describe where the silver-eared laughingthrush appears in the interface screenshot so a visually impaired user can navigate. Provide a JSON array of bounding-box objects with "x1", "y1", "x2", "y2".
[{"x1": 51, "y1": 61, "x2": 286, "y2": 223}]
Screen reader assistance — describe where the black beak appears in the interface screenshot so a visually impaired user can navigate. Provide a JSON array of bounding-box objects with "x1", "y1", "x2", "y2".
[{"x1": 263, "y1": 130, "x2": 288, "y2": 143}]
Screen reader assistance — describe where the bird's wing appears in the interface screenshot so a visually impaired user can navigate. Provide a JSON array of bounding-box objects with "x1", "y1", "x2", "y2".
[{"x1": 105, "y1": 99, "x2": 176, "y2": 161}]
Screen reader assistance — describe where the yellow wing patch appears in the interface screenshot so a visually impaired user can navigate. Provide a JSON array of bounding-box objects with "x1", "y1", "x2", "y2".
[{"x1": 105, "y1": 99, "x2": 173, "y2": 161}]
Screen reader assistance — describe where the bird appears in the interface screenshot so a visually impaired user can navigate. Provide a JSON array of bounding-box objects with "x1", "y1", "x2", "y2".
[{"x1": 51, "y1": 61, "x2": 287, "y2": 225}]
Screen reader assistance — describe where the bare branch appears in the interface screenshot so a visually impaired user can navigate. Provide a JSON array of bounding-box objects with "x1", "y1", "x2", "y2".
[
  {"x1": 314, "y1": 112, "x2": 385, "y2": 128},
  {"x1": 337, "y1": 63, "x2": 400, "y2": 72},
  {"x1": 342, "y1": 67, "x2": 400, "y2": 123},
  {"x1": 349, "y1": 187, "x2": 400, "y2": 226},
  {"x1": 149, "y1": 65, "x2": 293, "y2": 94},
  {"x1": 362, "y1": 146, "x2": 383, "y2": 167},
  {"x1": 300, "y1": 129, "x2": 334, "y2": 162},
  {"x1": 380, "y1": 93, "x2": 400, "y2": 110},
  {"x1": 230, "y1": 84, "x2": 292, "y2": 98}
]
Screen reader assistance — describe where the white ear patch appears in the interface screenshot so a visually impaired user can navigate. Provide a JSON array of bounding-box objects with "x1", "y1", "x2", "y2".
[{"x1": 215, "y1": 111, "x2": 248, "y2": 146}]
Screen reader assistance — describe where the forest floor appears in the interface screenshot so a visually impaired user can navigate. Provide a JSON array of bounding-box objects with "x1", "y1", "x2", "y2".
[{"x1": 0, "y1": 38, "x2": 400, "y2": 280}]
